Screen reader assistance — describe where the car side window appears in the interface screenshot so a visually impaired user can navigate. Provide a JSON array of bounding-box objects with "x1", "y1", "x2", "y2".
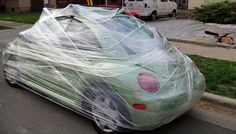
[{"x1": 161, "y1": 0, "x2": 168, "y2": 2}]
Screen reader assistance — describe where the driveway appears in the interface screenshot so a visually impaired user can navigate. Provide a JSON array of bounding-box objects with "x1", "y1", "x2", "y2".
[{"x1": 147, "y1": 18, "x2": 236, "y2": 45}]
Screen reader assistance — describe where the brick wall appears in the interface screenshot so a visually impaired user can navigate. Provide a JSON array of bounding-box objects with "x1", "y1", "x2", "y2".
[{"x1": 31, "y1": 0, "x2": 43, "y2": 11}]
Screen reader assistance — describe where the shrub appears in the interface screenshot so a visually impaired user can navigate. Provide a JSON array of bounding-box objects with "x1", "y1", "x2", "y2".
[{"x1": 194, "y1": 1, "x2": 236, "y2": 24}]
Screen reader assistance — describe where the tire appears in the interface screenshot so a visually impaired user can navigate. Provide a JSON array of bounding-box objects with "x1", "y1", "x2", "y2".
[
  {"x1": 3, "y1": 65, "x2": 19, "y2": 88},
  {"x1": 82, "y1": 83, "x2": 132, "y2": 134},
  {"x1": 150, "y1": 11, "x2": 157, "y2": 21},
  {"x1": 169, "y1": 10, "x2": 177, "y2": 18}
]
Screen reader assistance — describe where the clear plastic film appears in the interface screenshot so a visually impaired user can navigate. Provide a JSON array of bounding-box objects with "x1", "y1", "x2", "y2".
[{"x1": 2, "y1": 5, "x2": 206, "y2": 132}]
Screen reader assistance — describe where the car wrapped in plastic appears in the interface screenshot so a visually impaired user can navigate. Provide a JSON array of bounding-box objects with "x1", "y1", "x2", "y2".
[{"x1": 2, "y1": 4, "x2": 206, "y2": 134}]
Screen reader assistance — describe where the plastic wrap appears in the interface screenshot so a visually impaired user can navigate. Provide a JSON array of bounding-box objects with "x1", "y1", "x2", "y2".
[{"x1": 2, "y1": 4, "x2": 206, "y2": 132}]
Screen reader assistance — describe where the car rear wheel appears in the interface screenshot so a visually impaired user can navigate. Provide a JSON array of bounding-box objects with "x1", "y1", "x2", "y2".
[
  {"x1": 82, "y1": 83, "x2": 132, "y2": 134},
  {"x1": 92, "y1": 95, "x2": 120, "y2": 133}
]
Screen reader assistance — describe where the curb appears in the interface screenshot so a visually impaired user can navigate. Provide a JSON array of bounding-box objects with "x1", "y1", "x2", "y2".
[
  {"x1": 187, "y1": 105, "x2": 236, "y2": 131},
  {"x1": 167, "y1": 37, "x2": 236, "y2": 49},
  {"x1": 201, "y1": 92, "x2": 236, "y2": 110},
  {"x1": 206, "y1": 23, "x2": 236, "y2": 29}
]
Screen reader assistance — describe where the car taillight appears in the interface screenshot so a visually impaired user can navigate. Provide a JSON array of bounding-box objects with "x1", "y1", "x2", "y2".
[
  {"x1": 137, "y1": 73, "x2": 160, "y2": 92},
  {"x1": 144, "y1": 3, "x2": 147, "y2": 8},
  {"x1": 133, "y1": 104, "x2": 146, "y2": 110}
]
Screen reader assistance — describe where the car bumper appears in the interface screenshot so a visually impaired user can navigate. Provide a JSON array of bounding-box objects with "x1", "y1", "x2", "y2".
[{"x1": 127, "y1": 74, "x2": 205, "y2": 130}]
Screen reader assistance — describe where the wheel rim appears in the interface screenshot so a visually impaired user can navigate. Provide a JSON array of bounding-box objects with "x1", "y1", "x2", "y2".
[{"x1": 92, "y1": 95, "x2": 119, "y2": 133}]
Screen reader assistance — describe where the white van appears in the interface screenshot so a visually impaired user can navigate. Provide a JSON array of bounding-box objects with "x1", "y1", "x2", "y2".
[{"x1": 124, "y1": 0, "x2": 177, "y2": 20}]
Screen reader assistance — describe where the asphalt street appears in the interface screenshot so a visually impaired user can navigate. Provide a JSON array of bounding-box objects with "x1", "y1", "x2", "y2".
[{"x1": 0, "y1": 21, "x2": 236, "y2": 134}]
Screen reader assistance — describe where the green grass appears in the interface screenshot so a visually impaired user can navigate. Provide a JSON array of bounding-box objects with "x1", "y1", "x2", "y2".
[
  {"x1": 189, "y1": 55, "x2": 236, "y2": 99},
  {"x1": 0, "y1": 12, "x2": 41, "y2": 24}
]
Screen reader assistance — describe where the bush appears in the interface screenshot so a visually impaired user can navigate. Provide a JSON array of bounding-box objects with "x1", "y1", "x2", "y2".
[{"x1": 194, "y1": 1, "x2": 236, "y2": 24}]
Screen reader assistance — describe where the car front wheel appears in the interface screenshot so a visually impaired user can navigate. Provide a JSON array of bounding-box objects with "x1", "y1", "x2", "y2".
[
  {"x1": 3, "y1": 65, "x2": 19, "y2": 88},
  {"x1": 92, "y1": 94, "x2": 120, "y2": 134}
]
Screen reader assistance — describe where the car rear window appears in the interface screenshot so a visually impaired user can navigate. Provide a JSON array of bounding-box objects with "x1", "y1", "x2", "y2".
[
  {"x1": 102, "y1": 16, "x2": 160, "y2": 55},
  {"x1": 102, "y1": 16, "x2": 154, "y2": 39},
  {"x1": 56, "y1": 16, "x2": 101, "y2": 51}
]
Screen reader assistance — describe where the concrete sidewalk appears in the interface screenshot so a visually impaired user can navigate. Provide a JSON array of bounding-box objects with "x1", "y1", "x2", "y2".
[
  {"x1": 172, "y1": 41, "x2": 236, "y2": 62},
  {"x1": 0, "y1": 20, "x2": 32, "y2": 29},
  {"x1": 147, "y1": 19, "x2": 236, "y2": 46}
]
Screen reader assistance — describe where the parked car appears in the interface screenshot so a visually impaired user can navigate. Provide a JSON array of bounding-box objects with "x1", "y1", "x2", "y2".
[
  {"x1": 2, "y1": 4, "x2": 205, "y2": 134},
  {"x1": 124, "y1": 0, "x2": 177, "y2": 20}
]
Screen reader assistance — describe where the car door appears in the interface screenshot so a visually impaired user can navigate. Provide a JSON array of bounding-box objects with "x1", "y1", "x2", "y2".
[{"x1": 14, "y1": 17, "x2": 87, "y2": 108}]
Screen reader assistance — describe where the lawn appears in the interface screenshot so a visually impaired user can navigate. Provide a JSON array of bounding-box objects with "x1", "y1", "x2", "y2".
[
  {"x1": 0, "y1": 12, "x2": 41, "y2": 24},
  {"x1": 189, "y1": 55, "x2": 236, "y2": 99}
]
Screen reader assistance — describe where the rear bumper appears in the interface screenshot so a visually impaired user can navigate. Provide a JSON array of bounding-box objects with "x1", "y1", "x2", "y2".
[{"x1": 127, "y1": 76, "x2": 205, "y2": 130}]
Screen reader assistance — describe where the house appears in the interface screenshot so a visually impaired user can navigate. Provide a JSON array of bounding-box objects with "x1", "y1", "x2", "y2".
[
  {"x1": 56, "y1": 0, "x2": 122, "y2": 8},
  {"x1": 2, "y1": 0, "x2": 235, "y2": 13},
  {"x1": 0, "y1": 0, "x2": 122, "y2": 13},
  {"x1": 175, "y1": 0, "x2": 188, "y2": 9}
]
